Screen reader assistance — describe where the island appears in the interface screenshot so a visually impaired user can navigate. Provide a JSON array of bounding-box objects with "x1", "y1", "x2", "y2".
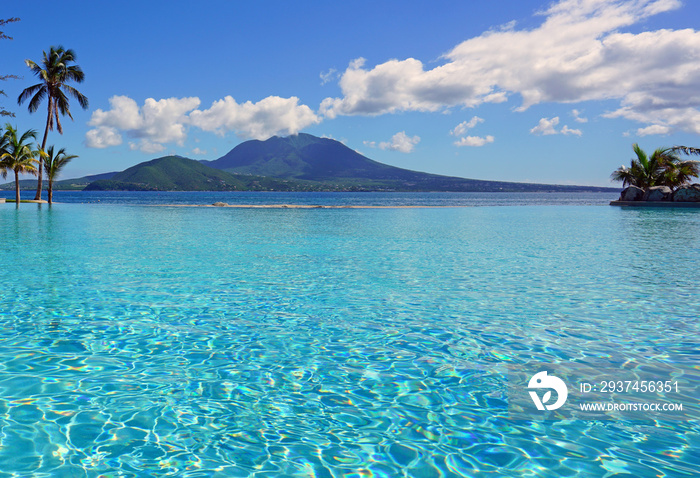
[{"x1": 2, "y1": 134, "x2": 617, "y2": 193}]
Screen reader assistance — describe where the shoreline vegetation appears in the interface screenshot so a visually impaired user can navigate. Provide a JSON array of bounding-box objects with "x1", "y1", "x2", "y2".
[{"x1": 610, "y1": 144, "x2": 700, "y2": 206}]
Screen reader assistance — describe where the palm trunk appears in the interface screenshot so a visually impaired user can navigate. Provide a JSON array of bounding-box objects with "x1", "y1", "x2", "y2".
[
  {"x1": 48, "y1": 181, "x2": 53, "y2": 204},
  {"x1": 14, "y1": 170, "x2": 20, "y2": 206},
  {"x1": 34, "y1": 99, "x2": 52, "y2": 201}
]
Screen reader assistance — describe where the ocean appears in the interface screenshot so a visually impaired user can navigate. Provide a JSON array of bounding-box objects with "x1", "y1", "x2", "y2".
[{"x1": 0, "y1": 191, "x2": 698, "y2": 477}]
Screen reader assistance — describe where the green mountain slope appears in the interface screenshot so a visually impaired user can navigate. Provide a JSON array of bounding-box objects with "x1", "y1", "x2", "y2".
[
  {"x1": 205, "y1": 133, "x2": 616, "y2": 192},
  {"x1": 83, "y1": 155, "x2": 321, "y2": 191}
]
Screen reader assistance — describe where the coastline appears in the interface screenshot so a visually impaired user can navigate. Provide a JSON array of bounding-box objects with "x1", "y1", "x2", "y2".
[{"x1": 1, "y1": 199, "x2": 49, "y2": 204}]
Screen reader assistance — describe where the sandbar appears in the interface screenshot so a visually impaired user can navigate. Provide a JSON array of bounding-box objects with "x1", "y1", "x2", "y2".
[{"x1": 154, "y1": 203, "x2": 466, "y2": 209}]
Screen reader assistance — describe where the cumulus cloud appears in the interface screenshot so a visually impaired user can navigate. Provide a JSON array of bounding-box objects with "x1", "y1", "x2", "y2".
[
  {"x1": 89, "y1": 96, "x2": 143, "y2": 130},
  {"x1": 85, "y1": 126, "x2": 122, "y2": 148},
  {"x1": 377, "y1": 132, "x2": 420, "y2": 153},
  {"x1": 86, "y1": 95, "x2": 320, "y2": 152},
  {"x1": 531, "y1": 117, "x2": 560, "y2": 135},
  {"x1": 189, "y1": 95, "x2": 320, "y2": 140},
  {"x1": 320, "y1": 0, "x2": 700, "y2": 134},
  {"x1": 191, "y1": 147, "x2": 207, "y2": 156},
  {"x1": 531, "y1": 117, "x2": 582, "y2": 136},
  {"x1": 454, "y1": 135, "x2": 495, "y2": 147},
  {"x1": 86, "y1": 96, "x2": 200, "y2": 152}
]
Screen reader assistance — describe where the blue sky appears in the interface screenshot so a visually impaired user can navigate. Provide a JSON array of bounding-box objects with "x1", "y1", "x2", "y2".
[{"x1": 2, "y1": 0, "x2": 700, "y2": 186}]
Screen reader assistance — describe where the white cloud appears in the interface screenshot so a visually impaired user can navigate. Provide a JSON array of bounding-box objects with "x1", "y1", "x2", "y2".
[
  {"x1": 139, "y1": 97, "x2": 201, "y2": 144},
  {"x1": 531, "y1": 117, "x2": 561, "y2": 135},
  {"x1": 86, "y1": 96, "x2": 200, "y2": 152},
  {"x1": 320, "y1": 0, "x2": 700, "y2": 134},
  {"x1": 636, "y1": 124, "x2": 671, "y2": 136},
  {"x1": 561, "y1": 125, "x2": 583, "y2": 136},
  {"x1": 450, "y1": 116, "x2": 484, "y2": 136},
  {"x1": 378, "y1": 131, "x2": 420, "y2": 153},
  {"x1": 531, "y1": 117, "x2": 582, "y2": 136},
  {"x1": 85, "y1": 126, "x2": 122, "y2": 148},
  {"x1": 604, "y1": 92, "x2": 700, "y2": 134},
  {"x1": 454, "y1": 135, "x2": 495, "y2": 147},
  {"x1": 129, "y1": 140, "x2": 165, "y2": 154},
  {"x1": 189, "y1": 95, "x2": 320, "y2": 140},
  {"x1": 86, "y1": 94, "x2": 320, "y2": 152},
  {"x1": 191, "y1": 147, "x2": 207, "y2": 155},
  {"x1": 572, "y1": 109, "x2": 588, "y2": 123},
  {"x1": 451, "y1": 116, "x2": 494, "y2": 146},
  {"x1": 89, "y1": 96, "x2": 143, "y2": 130}
]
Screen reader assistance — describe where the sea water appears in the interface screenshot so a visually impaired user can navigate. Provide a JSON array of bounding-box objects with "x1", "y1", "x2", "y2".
[{"x1": 0, "y1": 193, "x2": 698, "y2": 477}]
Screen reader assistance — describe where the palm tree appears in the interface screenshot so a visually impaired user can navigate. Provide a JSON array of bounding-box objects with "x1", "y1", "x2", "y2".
[
  {"x1": 17, "y1": 46, "x2": 88, "y2": 200},
  {"x1": 611, "y1": 144, "x2": 667, "y2": 189},
  {"x1": 611, "y1": 143, "x2": 700, "y2": 190},
  {"x1": 0, "y1": 124, "x2": 39, "y2": 205},
  {"x1": 43, "y1": 145, "x2": 77, "y2": 204}
]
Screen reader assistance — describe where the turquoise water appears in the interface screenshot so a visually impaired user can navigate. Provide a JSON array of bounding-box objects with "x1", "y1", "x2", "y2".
[{"x1": 1, "y1": 198, "x2": 699, "y2": 477}]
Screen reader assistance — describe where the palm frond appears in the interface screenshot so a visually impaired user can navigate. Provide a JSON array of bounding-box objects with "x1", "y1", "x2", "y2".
[
  {"x1": 43, "y1": 145, "x2": 77, "y2": 181},
  {"x1": 18, "y1": 128, "x2": 37, "y2": 144},
  {"x1": 672, "y1": 146, "x2": 700, "y2": 157},
  {"x1": 62, "y1": 84, "x2": 88, "y2": 109},
  {"x1": 24, "y1": 59, "x2": 43, "y2": 77},
  {"x1": 632, "y1": 143, "x2": 647, "y2": 164},
  {"x1": 17, "y1": 82, "x2": 43, "y2": 103},
  {"x1": 64, "y1": 65, "x2": 85, "y2": 84},
  {"x1": 28, "y1": 89, "x2": 49, "y2": 114},
  {"x1": 610, "y1": 166, "x2": 636, "y2": 187}
]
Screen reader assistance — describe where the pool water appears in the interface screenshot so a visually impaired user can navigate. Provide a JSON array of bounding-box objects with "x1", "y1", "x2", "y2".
[{"x1": 0, "y1": 199, "x2": 698, "y2": 477}]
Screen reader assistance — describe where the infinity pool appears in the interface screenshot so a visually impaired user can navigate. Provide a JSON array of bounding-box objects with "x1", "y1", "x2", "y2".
[{"x1": 0, "y1": 201, "x2": 698, "y2": 477}]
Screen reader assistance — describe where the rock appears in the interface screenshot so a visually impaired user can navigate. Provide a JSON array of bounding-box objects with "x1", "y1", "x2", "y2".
[
  {"x1": 672, "y1": 184, "x2": 700, "y2": 202},
  {"x1": 642, "y1": 186, "x2": 673, "y2": 201},
  {"x1": 212, "y1": 202, "x2": 229, "y2": 207},
  {"x1": 619, "y1": 186, "x2": 644, "y2": 201}
]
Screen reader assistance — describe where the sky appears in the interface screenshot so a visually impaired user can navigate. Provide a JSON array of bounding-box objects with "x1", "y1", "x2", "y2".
[{"x1": 2, "y1": 0, "x2": 700, "y2": 187}]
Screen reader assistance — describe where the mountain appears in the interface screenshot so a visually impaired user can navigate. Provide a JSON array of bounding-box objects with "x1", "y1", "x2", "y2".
[
  {"x1": 83, "y1": 155, "x2": 317, "y2": 191},
  {"x1": 25, "y1": 134, "x2": 616, "y2": 193},
  {"x1": 204, "y1": 133, "x2": 411, "y2": 181},
  {"x1": 204, "y1": 133, "x2": 615, "y2": 192}
]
